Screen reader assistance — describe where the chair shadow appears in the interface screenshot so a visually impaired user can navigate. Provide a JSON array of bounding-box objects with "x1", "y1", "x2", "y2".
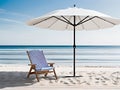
[{"x1": 0, "y1": 71, "x2": 36, "y2": 89}]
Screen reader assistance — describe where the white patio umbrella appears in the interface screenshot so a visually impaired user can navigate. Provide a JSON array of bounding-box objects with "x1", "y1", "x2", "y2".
[{"x1": 27, "y1": 5, "x2": 120, "y2": 77}]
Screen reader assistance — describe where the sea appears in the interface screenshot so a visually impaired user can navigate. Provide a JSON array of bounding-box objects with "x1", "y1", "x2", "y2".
[{"x1": 1, "y1": 45, "x2": 120, "y2": 66}]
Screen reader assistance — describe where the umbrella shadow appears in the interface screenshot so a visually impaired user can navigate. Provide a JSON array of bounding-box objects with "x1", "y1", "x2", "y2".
[{"x1": 0, "y1": 71, "x2": 36, "y2": 89}]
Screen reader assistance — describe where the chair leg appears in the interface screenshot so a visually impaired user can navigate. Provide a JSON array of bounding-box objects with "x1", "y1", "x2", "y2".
[
  {"x1": 35, "y1": 71, "x2": 39, "y2": 82},
  {"x1": 53, "y1": 68, "x2": 57, "y2": 79},
  {"x1": 27, "y1": 66, "x2": 32, "y2": 78},
  {"x1": 45, "y1": 73, "x2": 48, "y2": 77}
]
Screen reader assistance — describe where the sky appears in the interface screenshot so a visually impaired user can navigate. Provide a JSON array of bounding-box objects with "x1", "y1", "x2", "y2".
[{"x1": 0, "y1": 0, "x2": 120, "y2": 45}]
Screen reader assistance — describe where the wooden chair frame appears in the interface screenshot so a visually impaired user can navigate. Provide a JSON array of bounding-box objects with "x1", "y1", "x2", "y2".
[{"x1": 26, "y1": 51, "x2": 57, "y2": 82}]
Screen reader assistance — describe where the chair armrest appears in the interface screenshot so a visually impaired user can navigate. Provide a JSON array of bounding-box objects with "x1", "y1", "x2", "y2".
[
  {"x1": 48, "y1": 63, "x2": 55, "y2": 67},
  {"x1": 28, "y1": 64, "x2": 36, "y2": 66},
  {"x1": 28, "y1": 64, "x2": 36, "y2": 69}
]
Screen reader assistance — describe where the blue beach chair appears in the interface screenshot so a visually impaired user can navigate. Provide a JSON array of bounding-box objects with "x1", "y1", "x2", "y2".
[{"x1": 26, "y1": 50, "x2": 57, "y2": 82}]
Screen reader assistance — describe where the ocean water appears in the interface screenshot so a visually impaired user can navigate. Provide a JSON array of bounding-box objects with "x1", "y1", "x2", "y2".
[{"x1": 0, "y1": 45, "x2": 120, "y2": 66}]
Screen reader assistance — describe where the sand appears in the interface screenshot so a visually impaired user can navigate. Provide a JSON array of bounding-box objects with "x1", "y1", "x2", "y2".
[{"x1": 0, "y1": 64, "x2": 120, "y2": 90}]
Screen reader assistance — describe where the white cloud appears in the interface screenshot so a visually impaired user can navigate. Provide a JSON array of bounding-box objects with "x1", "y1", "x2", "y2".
[
  {"x1": 0, "y1": 18, "x2": 23, "y2": 24},
  {"x1": 0, "y1": 8, "x2": 32, "y2": 18},
  {"x1": 0, "y1": 8, "x2": 6, "y2": 13},
  {"x1": 0, "y1": 8, "x2": 30, "y2": 24},
  {"x1": 5, "y1": 11, "x2": 32, "y2": 18}
]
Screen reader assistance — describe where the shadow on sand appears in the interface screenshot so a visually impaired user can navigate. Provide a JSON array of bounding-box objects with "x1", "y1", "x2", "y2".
[{"x1": 0, "y1": 71, "x2": 36, "y2": 89}]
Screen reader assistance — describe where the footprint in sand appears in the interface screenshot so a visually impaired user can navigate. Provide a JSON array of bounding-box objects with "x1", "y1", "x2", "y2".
[{"x1": 111, "y1": 72, "x2": 120, "y2": 85}]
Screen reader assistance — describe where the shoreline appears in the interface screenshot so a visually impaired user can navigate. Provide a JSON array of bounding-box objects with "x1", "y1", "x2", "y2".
[{"x1": 1, "y1": 63, "x2": 120, "y2": 68}]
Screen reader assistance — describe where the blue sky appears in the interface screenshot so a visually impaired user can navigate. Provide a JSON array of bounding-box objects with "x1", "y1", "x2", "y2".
[{"x1": 0, "y1": 0, "x2": 120, "y2": 45}]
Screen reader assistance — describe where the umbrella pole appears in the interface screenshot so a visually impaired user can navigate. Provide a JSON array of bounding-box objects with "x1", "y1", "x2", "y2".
[{"x1": 73, "y1": 16, "x2": 76, "y2": 77}]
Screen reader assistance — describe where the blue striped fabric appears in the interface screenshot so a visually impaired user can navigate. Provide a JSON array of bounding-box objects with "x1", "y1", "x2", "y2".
[{"x1": 28, "y1": 50, "x2": 53, "y2": 71}]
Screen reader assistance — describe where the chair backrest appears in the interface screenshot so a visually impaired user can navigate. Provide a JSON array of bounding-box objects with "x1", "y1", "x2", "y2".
[{"x1": 27, "y1": 50, "x2": 48, "y2": 70}]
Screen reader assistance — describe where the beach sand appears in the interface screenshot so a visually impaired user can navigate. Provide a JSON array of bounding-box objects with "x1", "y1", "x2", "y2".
[{"x1": 0, "y1": 64, "x2": 120, "y2": 90}]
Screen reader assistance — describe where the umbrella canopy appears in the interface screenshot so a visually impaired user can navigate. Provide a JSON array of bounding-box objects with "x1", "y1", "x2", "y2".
[
  {"x1": 28, "y1": 7, "x2": 120, "y2": 30},
  {"x1": 27, "y1": 6, "x2": 120, "y2": 77}
]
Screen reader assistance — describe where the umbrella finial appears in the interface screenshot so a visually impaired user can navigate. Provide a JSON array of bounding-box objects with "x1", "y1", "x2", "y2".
[{"x1": 74, "y1": 4, "x2": 76, "y2": 7}]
